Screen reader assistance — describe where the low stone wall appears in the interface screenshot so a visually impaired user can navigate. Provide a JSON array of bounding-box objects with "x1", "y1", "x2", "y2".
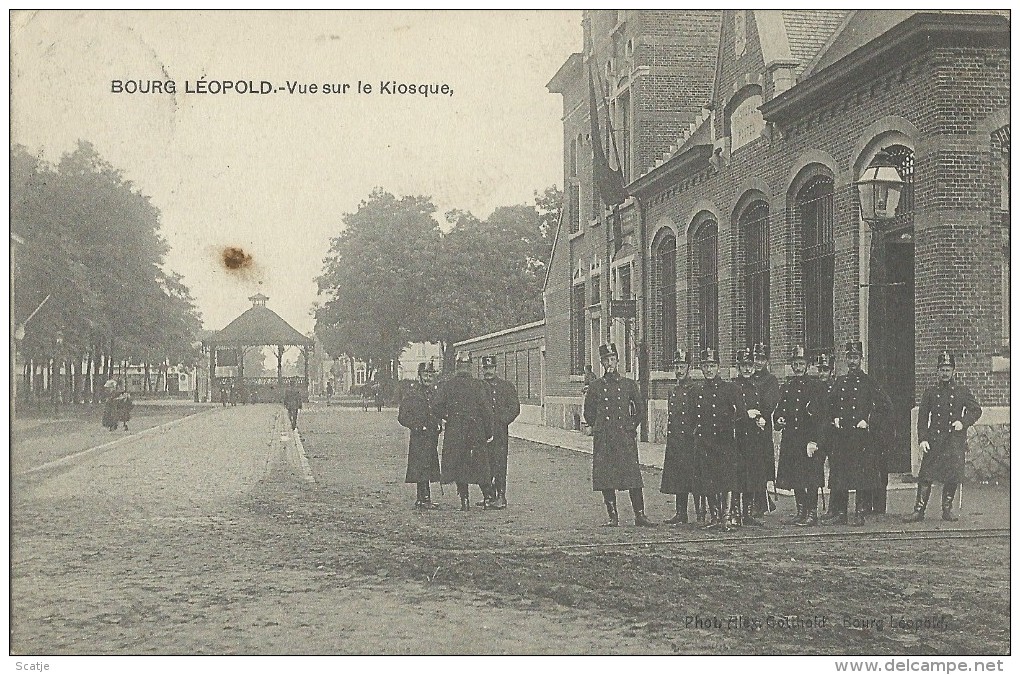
[
  {"x1": 544, "y1": 396, "x2": 589, "y2": 435},
  {"x1": 518, "y1": 404, "x2": 543, "y2": 426}
]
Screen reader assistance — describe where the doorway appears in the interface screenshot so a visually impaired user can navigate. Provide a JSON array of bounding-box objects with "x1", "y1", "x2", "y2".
[{"x1": 868, "y1": 230, "x2": 915, "y2": 473}]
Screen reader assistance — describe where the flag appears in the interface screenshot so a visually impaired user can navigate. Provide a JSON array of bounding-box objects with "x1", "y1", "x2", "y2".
[{"x1": 587, "y1": 63, "x2": 628, "y2": 208}]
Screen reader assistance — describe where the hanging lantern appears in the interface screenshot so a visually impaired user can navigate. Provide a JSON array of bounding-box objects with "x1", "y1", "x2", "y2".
[{"x1": 856, "y1": 148, "x2": 905, "y2": 224}]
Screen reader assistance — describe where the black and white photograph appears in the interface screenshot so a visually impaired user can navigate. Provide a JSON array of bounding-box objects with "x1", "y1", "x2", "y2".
[{"x1": 9, "y1": 9, "x2": 1011, "y2": 665}]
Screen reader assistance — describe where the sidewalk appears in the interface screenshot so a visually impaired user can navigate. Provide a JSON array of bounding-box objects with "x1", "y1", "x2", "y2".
[{"x1": 509, "y1": 421, "x2": 918, "y2": 491}]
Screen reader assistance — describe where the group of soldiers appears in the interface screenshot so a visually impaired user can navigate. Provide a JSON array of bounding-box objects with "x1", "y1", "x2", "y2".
[
  {"x1": 390, "y1": 338, "x2": 981, "y2": 528},
  {"x1": 397, "y1": 354, "x2": 521, "y2": 511},
  {"x1": 585, "y1": 341, "x2": 981, "y2": 530}
]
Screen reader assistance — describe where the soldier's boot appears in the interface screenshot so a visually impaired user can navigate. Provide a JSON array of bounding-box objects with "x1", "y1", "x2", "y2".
[
  {"x1": 796, "y1": 490, "x2": 819, "y2": 527},
  {"x1": 797, "y1": 508, "x2": 819, "y2": 527},
  {"x1": 791, "y1": 491, "x2": 805, "y2": 525},
  {"x1": 694, "y1": 495, "x2": 708, "y2": 525},
  {"x1": 701, "y1": 495, "x2": 721, "y2": 529},
  {"x1": 634, "y1": 511, "x2": 656, "y2": 527},
  {"x1": 941, "y1": 483, "x2": 959, "y2": 522},
  {"x1": 458, "y1": 483, "x2": 471, "y2": 512},
  {"x1": 902, "y1": 482, "x2": 932, "y2": 523},
  {"x1": 821, "y1": 491, "x2": 848, "y2": 524},
  {"x1": 494, "y1": 490, "x2": 508, "y2": 510},
  {"x1": 602, "y1": 497, "x2": 620, "y2": 528},
  {"x1": 742, "y1": 493, "x2": 764, "y2": 527},
  {"x1": 476, "y1": 481, "x2": 493, "y2": 507},
  {"x1": 664, "y1": 493, "x2": 689, "y2": 525},
  {"x1": 628, "y1": 489, "x2": 655, "y2": 527}
]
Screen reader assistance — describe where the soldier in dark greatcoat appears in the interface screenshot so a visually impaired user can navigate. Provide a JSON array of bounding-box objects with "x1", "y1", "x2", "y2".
[
  {"x1": 432, "y1": 353, "x2": 494, "y2": 511},
  {"x1": 480, "y1": 355, "x2": 521, "y2": 510},
  {"x1": 904, "y1": 351, "x2": 982, "y2": 523},
  {"x1": 582, "y1": 343, "x2": 654, "y2": 527},
  {"x1": 398, "y1": 362, "x2": 442, "y2": 510},
  {"x1": 660, "y1": 348, "x2": 699, "y2": 524},
  {"x1": 682, "y1": 348, "x2": 744, "y2": 531},
  {"x1": 732, "y1": 347, "x2": 769, "y2": 527},
  {"x1": 774, "y1": 346, "x2": 826, "y2": 526},
  {"x1": 749, "y1": 343, "x2": 780, "y2": 517},
  {"x1": 824, "y1": 340, "x2": 891, "y2": 526}
]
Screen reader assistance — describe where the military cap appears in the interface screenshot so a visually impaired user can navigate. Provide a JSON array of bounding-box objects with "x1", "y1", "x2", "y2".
[
  {"x1": 752, "y1": 342, "x2": 769, "y2": 360},
  {"x1": 845, "y1": 340, "x2": 864, "y2": 357},
  {"x1": 104, "y1": 379, "x2": 118, "y2": 390},
  {"x1": 700, "y1": 347, "x2": 720, "y2": 364},
  {"x1": 937, "y1": 350, "x2": 956, "y2": 368},
  {"x1": 790, "y1": 345, "x2": 808, "y2": 361},
  {"x1": 815, "y1": 353, "x2": 833, "y2": 370},
  {"x1": 481, "y1": 355, "x2": 497, "y2": 368},
  {"x1": 455, "y1": 352, "x2": 472, "y2": 364},
  {"x1": 598, "y1": 343, "x2": 619, "y2": 359},
  {"x1": 735, "y1": 347, "x2": 752, "y2": 364},
  {"x1": 673, "y1": 348, "x2": 692, "y2": 366}
]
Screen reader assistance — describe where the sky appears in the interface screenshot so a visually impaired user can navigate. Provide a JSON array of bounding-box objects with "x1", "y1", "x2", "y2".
[{"x1": 10, "y1": 10, "x2": 582, "y2": 334}]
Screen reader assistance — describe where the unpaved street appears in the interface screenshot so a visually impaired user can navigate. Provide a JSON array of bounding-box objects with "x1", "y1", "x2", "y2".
[{"x1": 11, "y1": 403, "x2": 1009, "y2": 655}]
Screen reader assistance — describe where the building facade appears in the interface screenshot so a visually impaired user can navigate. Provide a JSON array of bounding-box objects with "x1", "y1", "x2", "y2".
[{"x1": 545, "y1": 10, "x2": 1009, "y2": 479}]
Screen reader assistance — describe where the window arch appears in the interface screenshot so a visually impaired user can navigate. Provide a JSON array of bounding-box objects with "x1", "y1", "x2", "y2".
[
  {"x1": 690, "y1": 218, "x2": 719, "y2": 353},
  {"x1": 650, "y1": 230, "x2": 678, "y2": 369},
  {"x1": 797, "y1": 175, "x2": 835, "y2": 354},
  {"x1": 738, "y1": 199, "x2": 770, "y2": 349}
]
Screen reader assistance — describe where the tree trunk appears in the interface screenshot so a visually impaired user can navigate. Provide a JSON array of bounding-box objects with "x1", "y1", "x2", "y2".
[{"x1": 85, "y1": 348, "x2": 94, "y2": 402}]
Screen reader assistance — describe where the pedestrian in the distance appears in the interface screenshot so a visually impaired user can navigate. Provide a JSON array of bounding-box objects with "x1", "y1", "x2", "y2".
[
  {"x1": 326, "y1": 380, "x2": 334, "y2": 407},
  {"x1": 102, "y1": 379, "x2": 120, "y2": 431},
  {"x1": 904, "y1": 350, "x2": 982, "y2": 523},
  {"x1": 583, "y1": 343, "x2": 655, "y2": 527},
  {"x1": 283, "y1": 382, "x2": 302, "y2": 430},
  {"x1": 373, "y1": 380, "x2": 384, "y2": 412}
]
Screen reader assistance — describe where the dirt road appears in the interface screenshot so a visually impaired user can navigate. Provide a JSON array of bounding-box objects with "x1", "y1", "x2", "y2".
[{"x1": 11, "y1": 403, "x2": 1009, "y2": 654}]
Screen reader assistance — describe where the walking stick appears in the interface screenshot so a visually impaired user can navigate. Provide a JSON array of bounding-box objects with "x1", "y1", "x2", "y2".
[{"x1": 958, "y1": 483, "x2": 963, "y2": 511}]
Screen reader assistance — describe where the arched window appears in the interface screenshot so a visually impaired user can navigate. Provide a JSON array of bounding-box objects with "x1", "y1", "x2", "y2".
[
  {"x1": 650, "y1": 231, "x2": 677, "y2": 369},
  {"x1": 797, "y1": 176, "x2": 835, "y2": 354},
  {"x1": 691, "y1": 220, "x2": 719, "y2": 353},
  {"x1": 884, "y1": 144, "x2": 915, "y2": 228},
  {"x1": 739, "y1": 200, "x2": 770, "y2": 349}
]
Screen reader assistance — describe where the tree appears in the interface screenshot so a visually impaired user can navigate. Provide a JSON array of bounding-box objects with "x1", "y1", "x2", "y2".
[
  {"x1": 315, "y1": 189, "x2": 443, "y2": 373},
  {"x1": 11, "y1": 141, "x2": 202, "y2": 402},
  {"x1": 315, "y1": 186, "x2": 560, "y2": 374}
]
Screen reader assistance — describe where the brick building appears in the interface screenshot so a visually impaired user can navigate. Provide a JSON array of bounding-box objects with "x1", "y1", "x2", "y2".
[{"x1": 544, "y1": 10, "x2": 1009, "y2": 479}]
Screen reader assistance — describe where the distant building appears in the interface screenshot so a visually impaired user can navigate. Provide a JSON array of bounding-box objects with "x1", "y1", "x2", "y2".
[{"x1": 397, "y1": 342, "x2": 443, "y2": 380}]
